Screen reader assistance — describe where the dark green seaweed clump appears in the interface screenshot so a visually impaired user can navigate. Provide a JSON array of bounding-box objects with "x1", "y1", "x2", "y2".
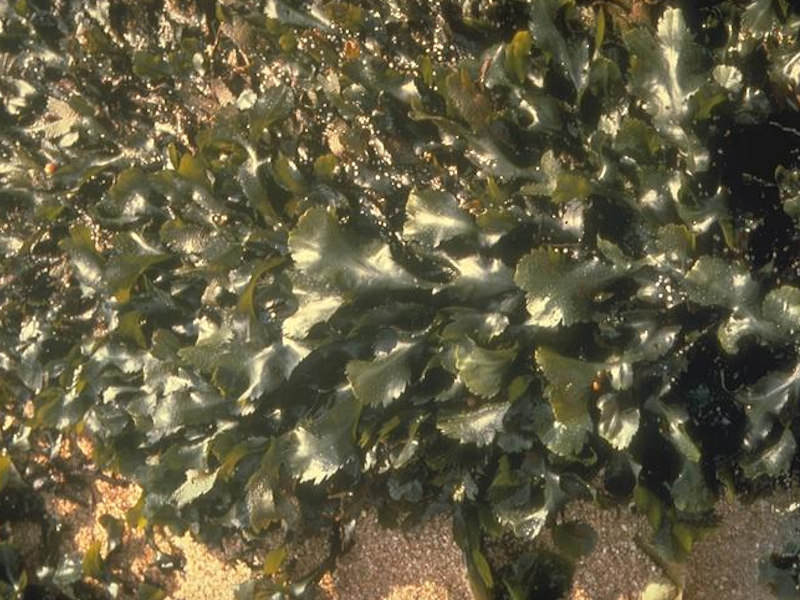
[{"x1": 2, "y1": 1, "x2": 800, "y2": 598}]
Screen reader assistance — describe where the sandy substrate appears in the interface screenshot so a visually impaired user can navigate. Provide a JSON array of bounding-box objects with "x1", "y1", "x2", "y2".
[
  {"x1": 565, "y1": 502, "x2": 656, "y2": 600},
  {"x1": 686, "y1": 492, "x2": 800, "y2": 600},
  {"x1": 566, "y1": 490, "x2": 800, "y2": 600},
  {"x1": 317, "y1": 510, "x2": 472, "y2": 600},
  {"x1": 317, "y1": 490, "x2": 800, "y2": 600}
]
